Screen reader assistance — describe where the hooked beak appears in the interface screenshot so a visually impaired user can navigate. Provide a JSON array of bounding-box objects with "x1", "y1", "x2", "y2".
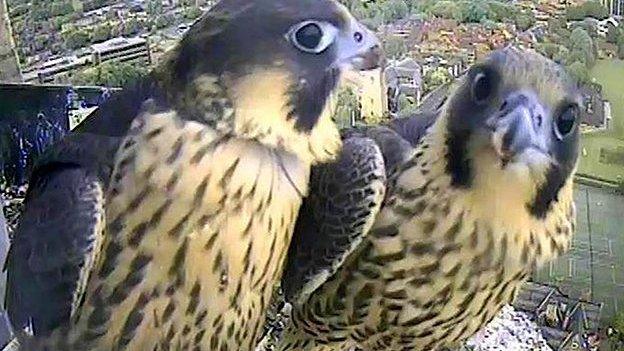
[
  {"x1": 335, "y1": 20, "x2": 384, "y2": 71},
  {"x1": 349, "y1": 43, "x2": 384, "y2": 71},
  {"x1": 488, "y1": 91, "x2": 550, "y2": 166}
]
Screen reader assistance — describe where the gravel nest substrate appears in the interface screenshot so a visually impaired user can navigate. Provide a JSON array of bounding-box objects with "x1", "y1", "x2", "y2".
[
  {"x1": 1, "y1": 185, "x2": 27, "y2": 236},
  {"x1": 462, "y1": 305, "x2": 552, "y2": 351}
]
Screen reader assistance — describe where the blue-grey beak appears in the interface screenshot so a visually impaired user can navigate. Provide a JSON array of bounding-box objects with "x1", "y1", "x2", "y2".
[
  {"x1": 489, "y1": 91, "x2": 550, "y2": 165},
  {"x1": 335, "y1": 15, "x2": 384, "y2": 71}
]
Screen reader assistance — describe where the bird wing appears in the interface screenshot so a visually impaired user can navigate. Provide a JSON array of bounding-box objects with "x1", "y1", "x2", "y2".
[
  {"x1": 4, "y1": 133, "x2": 119, "y2": 337},
  {"x1": 281, "y1": 135, "x2": 386, "y2": 304},
  {"x1": 282, "y1": 111, "x2": 441, "y2": 305}
]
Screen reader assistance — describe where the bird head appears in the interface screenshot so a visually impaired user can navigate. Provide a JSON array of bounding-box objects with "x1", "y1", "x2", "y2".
[
  {"x1": 440, "y1": 46, "x2": 581, "y2": 220},
  {"x1": 156, "y1": 0, "x2": 382, "y2": 164}
]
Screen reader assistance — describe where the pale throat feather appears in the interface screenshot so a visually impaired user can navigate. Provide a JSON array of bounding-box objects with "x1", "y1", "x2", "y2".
[
  {"x1": 225, "y1": 69, "x2": 342, "y2": 166},
  {"x1": 63, "y1": 111, "x2": 312, "y2": 350}
]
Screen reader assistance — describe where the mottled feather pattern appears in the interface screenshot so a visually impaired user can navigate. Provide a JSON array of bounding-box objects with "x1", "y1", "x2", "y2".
[
  {"x1": 282, "y1": 136, "x2": 386, "y2": 305},
  {"x1": 279, "y1": 126, "x2": 575, "y2": 351},
  {"x1": 5, "y1": 168, "x2": 107, "y2": 340},
  {"x1": 53, "y1": 110, "x2": 309, "y2": 350},
  {"x1": 5, "y1": 1, "x2": 378, "y2": 349},
  {"x1": 277, "y1": 47, "x2": 579, "y2": 351}
]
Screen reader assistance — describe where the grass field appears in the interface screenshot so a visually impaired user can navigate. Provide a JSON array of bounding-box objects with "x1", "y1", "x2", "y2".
[
  {"x1": 534, "y1": 184, "x2": 624, "y2": 322},
  {"x1": 591, "y1": 59, "x2": 624, "y2": 137},
  {"x1": 576, "y1": 60, "x2": 624, "y2": 182}
]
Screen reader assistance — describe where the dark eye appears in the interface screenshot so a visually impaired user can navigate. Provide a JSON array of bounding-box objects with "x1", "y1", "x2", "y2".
[
  {"x1": 296, "y1": 23, "x2": 322, "y2": 50},
  {"x1": 471, "y1": 70, "x2": 494, "y2": 104},
  {"x1": 554, "y1": 104, "x2": 579, "y2": 139},
  {"x1": 289, "y1": 21, "x2": 338, "y2": 54}
]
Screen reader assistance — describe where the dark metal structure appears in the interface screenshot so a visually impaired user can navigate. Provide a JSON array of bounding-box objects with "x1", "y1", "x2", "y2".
[
  {"x1": 0, "y1": 83, "x2": 113, "y2": 187},
  {"x1": 514, "y1": 282, "x2": 603, "y2": 351}
]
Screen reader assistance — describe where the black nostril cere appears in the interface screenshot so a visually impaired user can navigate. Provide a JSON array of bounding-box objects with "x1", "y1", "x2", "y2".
[
  {"x1": 501, "y1": 93, "x2": 529, "y2": 113},
  {"x1": 536, "y1": 114, "x2": 543, "y2": 128},
  {"x1": 499, "y1": 100, "x2": 508, "y2": 112},
  {"x1": 354, "y1": 31, "x2": 363, "y2": 43}
]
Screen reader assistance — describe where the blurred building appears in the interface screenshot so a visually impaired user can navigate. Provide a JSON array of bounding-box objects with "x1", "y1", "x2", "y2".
[
  {"x1": 341, "y1": 68, "x2": 387, "y2": 122},
  {"x1": 72, "y1": 0, "x2": 115, "y2": 12},
  {"x1": 23, "y1": 37, "x2": 151, "y2": 84},
  {"x1": 92, "y1": 36, "x2": 151, "y2": 65},
  {"x1": 601, "y1": 0, "x2": 624, "y2": 16},
  {"x1": 385, "y1": 58, "x2": 422, "y2": 115},
  {"x1": 23, "y1": 56, "x2": 90, "y2": 84},
  {"x1": 0, "y1": 0, "x2": 21, "y2": 82}
]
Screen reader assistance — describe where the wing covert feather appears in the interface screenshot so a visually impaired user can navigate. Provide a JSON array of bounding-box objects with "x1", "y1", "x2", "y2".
[
  {"x1": 282, "y1": 136, "x2": 386, "y2": 304},
  {"x1": 4, "y1": 134, "x2": 118, "y2": 337}
]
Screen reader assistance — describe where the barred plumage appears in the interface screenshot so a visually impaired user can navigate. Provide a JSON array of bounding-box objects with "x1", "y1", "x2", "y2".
[
  {"x1": 5, "y1": 1, "x2": 381, "y2": 350},
  {"x1": 278, "y1": 46, "x2": 581, "y2": 351}
]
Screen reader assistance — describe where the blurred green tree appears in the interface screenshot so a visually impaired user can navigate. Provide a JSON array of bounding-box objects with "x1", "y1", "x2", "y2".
[
  {"x1": 606, "y1": 22, "x2": 621, "y2": 44},
  {"x1": 566, "y1": 61, "x2": 590, "y2": 84},
  {"x1": 566, "y1": 0, "x2": 609, "y2": 21},
  {"x1": 461, "y1": 0, "x2": 491, "y2": 23},
  {"x1": 430, "y1": 1, "x2": 463, "y2": 21},
  {"x1": 423, "y1": 67, "x2": 452, "y2": 95},
  {"x1": 383, "y1": 35, "x2": 409, "y2": 59},
  {"x1": 514, "y1": 12, "x2": 536, "y2": 32},
  {"x1": 91, "y1": 24, "x2": 113, "y2": 43},
  {"x1": 147, "y1": 0, "x2": 163, "y2": 15},
  {"x1": 122, "y1": 18, "x2": 142, "y2": 36},
  {"x1": 185, "y1": 6, "x2": 202, "y2": 20},
  {"x1": 72, "y1": 61, "x2": 149, "y2": 87},
  {"x1": 569, "y1": 27, "x2": 596, "y2": 67},
  {"x1": 62, "y1": 28, "x2": 90, "y2": 50}
]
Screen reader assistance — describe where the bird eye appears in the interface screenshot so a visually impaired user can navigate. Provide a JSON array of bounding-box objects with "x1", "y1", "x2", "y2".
[
  {"x1": 471, "y1": 69, "x2": 494, "y2": 104},
  {"x1": 288, "y1": 21, "x2": 338, "y2": 54},
  {"x1": 554, "y1": 104, "x2": 579, "y2": 140}
]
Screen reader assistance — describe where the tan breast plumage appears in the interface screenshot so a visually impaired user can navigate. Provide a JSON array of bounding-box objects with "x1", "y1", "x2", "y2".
[
  {"x1": 293, "y1": 159, "x2": 575, "y2": 350},
  {"x1": 60, "y1": 110, "x2": 307, "y2": 351}
]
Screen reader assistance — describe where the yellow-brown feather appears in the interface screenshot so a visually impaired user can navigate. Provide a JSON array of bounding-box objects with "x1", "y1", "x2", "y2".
[
  {"x1": 56, "y1": 107, "x2": 322, "y2": 350},
  {"x1": 278, "y1": 47, "x2": 577, "y2": 351}
]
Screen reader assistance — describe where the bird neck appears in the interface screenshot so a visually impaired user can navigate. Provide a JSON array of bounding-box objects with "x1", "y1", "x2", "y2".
[
  {"x1": 224, "y1": 69, "x2": 342, "y2": 165},
  {"x1": 153, "y1": 65, "x2": 341, "y2": 166}
]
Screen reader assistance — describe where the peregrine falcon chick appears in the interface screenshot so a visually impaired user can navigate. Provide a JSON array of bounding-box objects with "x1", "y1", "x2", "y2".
[
  {"x1": 277, "y1": 46, "x2": 581, "y2": 351},
  {"x1": 4, "y1": 0, "x2": 381, "y2": 350}
]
